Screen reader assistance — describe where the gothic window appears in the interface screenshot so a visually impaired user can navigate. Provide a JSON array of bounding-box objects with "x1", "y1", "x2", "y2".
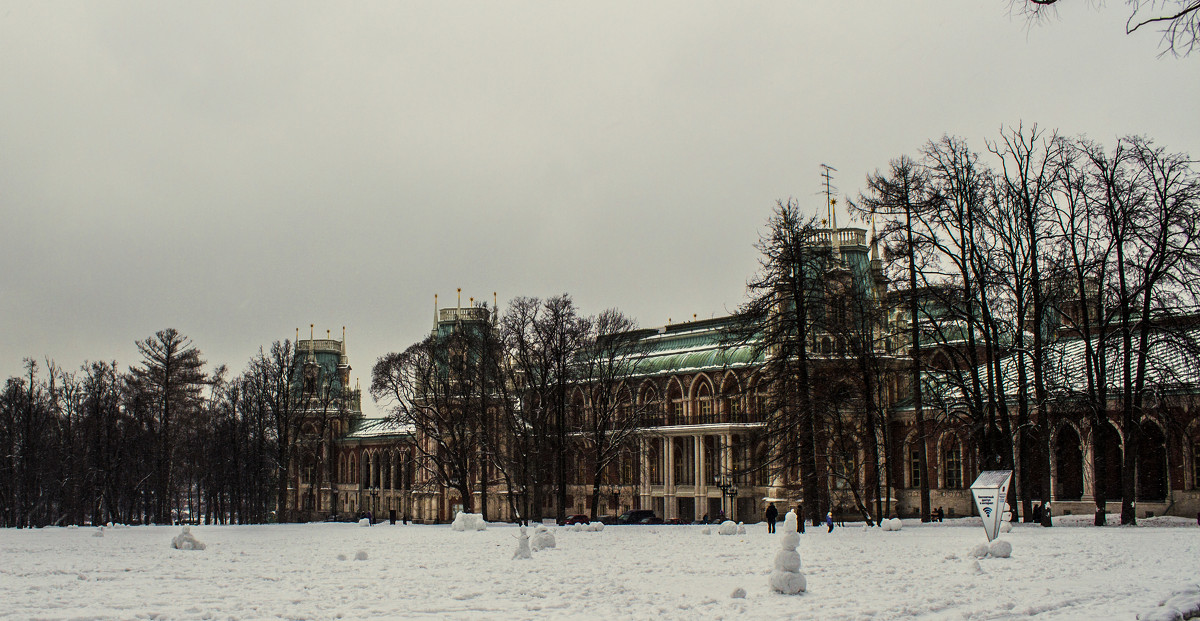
[
  {"x1": 727, "y1": 397, "x2": 741, "y2": 422},
  {"x1": 697, "y1": 383, "x2": 713, "y2": 423},
  {"x1": 909, "y1": 449, "x2": 921, "y2": 488},
  {"x1": 832, "y1": 451, "x2": 854, "y2": 489},
  {"x1": 944, "y1": 445, "x2": 963, "y2": 489}
]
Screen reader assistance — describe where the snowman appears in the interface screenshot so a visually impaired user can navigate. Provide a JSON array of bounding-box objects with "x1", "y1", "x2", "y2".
[
  {"x1": 768, "y1": 510, "x2": 806, "y2": 594},
  {"x1": 513, "y1": 526, "x2": 532, "y2": 560}
]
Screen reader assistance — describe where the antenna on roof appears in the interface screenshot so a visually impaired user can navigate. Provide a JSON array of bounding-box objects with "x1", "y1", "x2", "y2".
[{"x1": 821, "y1": 163, "x2": 840, "y2": 257}]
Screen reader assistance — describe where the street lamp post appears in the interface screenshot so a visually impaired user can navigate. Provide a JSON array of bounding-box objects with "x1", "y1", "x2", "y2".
[{"x1": 714, "y1": 474, "x2": 738, "y2": 521}]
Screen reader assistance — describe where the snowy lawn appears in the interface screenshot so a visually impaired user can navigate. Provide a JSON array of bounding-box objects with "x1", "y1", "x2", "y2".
[{"x1": 2, "y1": 516, "x2": 1198, "y2": 620}]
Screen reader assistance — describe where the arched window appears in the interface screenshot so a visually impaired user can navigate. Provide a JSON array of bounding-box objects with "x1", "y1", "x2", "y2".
[
  {"x1": 832, "y1": 451, "x2": 855, "y2": 490},
  {"x1": 666, "y1": 383, "x2": 684, "y2": 426},
  {"x1": 696, "y1": 383, "x2": 713, "y2": 423},
  {"x1": 943, "y1": 444, "x2": 962, "y2": 489},
  {"x1": 639, "y1": 383, "x2": 662, "y2": 426},
  {"x1": 908, "y1": 443, "x2": 921, "y2": 488}
]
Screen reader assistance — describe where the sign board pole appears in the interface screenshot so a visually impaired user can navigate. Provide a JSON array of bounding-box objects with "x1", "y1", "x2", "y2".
[{"x1": 969, "y1": 470, "x2": 1013, "y2": 542}]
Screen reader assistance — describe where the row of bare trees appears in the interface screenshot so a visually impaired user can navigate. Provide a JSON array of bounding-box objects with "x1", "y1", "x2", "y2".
[
  {"x1": 851, "y1": 125, "x2": 1200, "y2": 526},
  {"x1": 1, "y1": 330, "x2": 320, "y2": 527},
  {"x1": 371, "y1": 296, "x2": 648, "y2": 524}
]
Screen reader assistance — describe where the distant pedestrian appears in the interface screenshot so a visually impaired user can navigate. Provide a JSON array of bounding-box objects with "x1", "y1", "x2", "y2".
[
  {"x1": 765, "y1": 503, "x2": 778, "y2": 534},
  {"x1": 936, "y1": 507, "x2": 944, "y2": 522},
  {"x1": 1032, "y1": 503, "x2": 1043, "y2": 523},
  {"x1": 825, "y1": 511, "x2": 834, "y2": 533}
]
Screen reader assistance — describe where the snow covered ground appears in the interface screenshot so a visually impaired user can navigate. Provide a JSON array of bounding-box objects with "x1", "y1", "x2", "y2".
[{"x1": 2, "y1": 515, "x2": 1198, "y2": 620}]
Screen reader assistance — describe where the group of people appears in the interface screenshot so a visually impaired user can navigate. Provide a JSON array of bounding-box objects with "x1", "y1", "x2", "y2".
[{"x1": 764, "y1": 502, "x2": 836, "y2": 534}]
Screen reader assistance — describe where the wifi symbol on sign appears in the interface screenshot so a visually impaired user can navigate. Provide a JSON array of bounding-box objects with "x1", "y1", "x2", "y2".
[{"x1": 983, "y1": 507, "x2": 992, "y2": 517}]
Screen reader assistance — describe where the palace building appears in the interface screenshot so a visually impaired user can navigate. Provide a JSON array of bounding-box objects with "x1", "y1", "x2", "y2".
[{"x1": 289, "y1": 225, "x2": 1200, "y2": 524}]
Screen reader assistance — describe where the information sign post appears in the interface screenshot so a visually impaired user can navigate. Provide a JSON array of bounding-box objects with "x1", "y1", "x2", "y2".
[{"x1": 970, "y1": 470, "x2": 1013, "y2": 542}]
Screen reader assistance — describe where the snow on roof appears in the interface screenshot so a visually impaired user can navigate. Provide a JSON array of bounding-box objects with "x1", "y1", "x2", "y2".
[{"x1": 342, "y1": 416, "x2": 414, "y2": 441}]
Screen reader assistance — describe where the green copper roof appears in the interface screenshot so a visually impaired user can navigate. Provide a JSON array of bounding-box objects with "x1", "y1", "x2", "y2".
[{"x1": 625, "y1": 317, "x2": 763, "y2": 377}]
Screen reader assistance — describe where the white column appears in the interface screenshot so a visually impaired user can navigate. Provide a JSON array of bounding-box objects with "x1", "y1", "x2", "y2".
[
  {"x1": 693, "y1": 435, "x2": 704, "y2": 521},
  {"x1": 665, "y1": 436, "x2": 676, "y2": 519},
  {"x1": 639, "y1": 438, "x2": 651, "y2": 510}
]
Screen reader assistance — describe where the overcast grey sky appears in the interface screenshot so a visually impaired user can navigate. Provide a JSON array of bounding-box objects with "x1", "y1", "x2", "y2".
[{"x1": 2, "y1": 2, "x2": 1197, "y2": 416}]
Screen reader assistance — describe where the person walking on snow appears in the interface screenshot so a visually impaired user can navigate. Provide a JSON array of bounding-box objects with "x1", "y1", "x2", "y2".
[
  {"x1": 765, "y1": 502, "x2": 779, "y2": 533},
  {"x1": 825, "y1": 511, "x2": 835, "y2": 532}
]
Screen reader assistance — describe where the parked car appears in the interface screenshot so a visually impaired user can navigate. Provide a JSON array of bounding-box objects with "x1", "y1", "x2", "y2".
[
  {"x1": 616, "y1": 510, "x2": 658, "y2": 524},
  {"x1": 562, "y1": 514, "x2": 591, "y2": 525},
  {"x1": 597, "y1": 515, "x2": 618, "y2": 525}
]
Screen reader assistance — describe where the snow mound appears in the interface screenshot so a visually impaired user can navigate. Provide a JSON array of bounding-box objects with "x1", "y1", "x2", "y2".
[
  {"x1": 92, "y1": 528, "x2": 105, "y2": 538},
  {"x1": 586, "y1": 522, "x2": 604, "y2": 532},
  {"x1": 989, "y1": 540, "x2": 1012, "y2": 558},
  {"x1": 701, "y1": 527, "x2": 712, "y2": 535},
  {"x1": 358, "y1": 518, "x2": 371, "y2": 527},
  {"x1": 717, "y1": 520, "x2": 738, "y2": 535},
  {"x1": 531, "y1": 525, "x2": 556, "y2": 551},
  {"x1": 1000, "y1": 521, "x2": 1013, "y2": 534},
  {"x1": 737, "y1": 522, "x2": 746, "y2": 535},
  {"x1": 881, "y1": 518, "x2": 903, "y2": 531},
  {"x1": 967, "y1": 540, "x2": 1012, "y2": 559},
  {"x1": 1137, "y1": 584, "x2": 1200, "y2": 621},
  {"x1": 337, "y1": 553, "x2": 347, "y2": 561},
  {"x1": 450, "y1": 512, "x2": 487, "y2": 532},
  {"x1": 171, "y1": 527, "x2": 206, "y2": 550},
  {"x1": 513, "y1": 527, "x2": 532, "y2": 560},
  {"x1": 354, "y1": 550, "x2": 368, "y2": 561},
  {"x1": 731, "y1": 587, "x2": 747, "y2": 599}
]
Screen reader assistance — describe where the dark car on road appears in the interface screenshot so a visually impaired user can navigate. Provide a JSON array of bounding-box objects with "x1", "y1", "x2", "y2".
[
  {"x1": 616, "y1": 510, "x2": 659, "y2": 524},
  {"x1": 562, "y1": 514, "x2": 591, "y2": 525}
]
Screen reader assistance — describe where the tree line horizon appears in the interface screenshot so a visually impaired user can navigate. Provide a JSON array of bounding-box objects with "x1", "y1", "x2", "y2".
[{"x1": 3, "y1": 124, "x2": 1198, "y2": 528}]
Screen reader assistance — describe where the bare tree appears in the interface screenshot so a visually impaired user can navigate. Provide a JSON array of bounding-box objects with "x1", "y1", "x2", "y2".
[
  {"x1": 372, "y1": 309, "x2": 498, "y2": 516},
  {"x1": 1015, "y1": 0, "x2": 1200, "y2": 56},
  {"x1": 573, "y1": 309, "x2": 648, "y2": 521}
]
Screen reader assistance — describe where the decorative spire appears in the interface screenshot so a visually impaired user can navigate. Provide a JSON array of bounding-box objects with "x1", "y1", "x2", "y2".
[{"x1": 870, "y1": 215, "x2": 880, "y2": 262}]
